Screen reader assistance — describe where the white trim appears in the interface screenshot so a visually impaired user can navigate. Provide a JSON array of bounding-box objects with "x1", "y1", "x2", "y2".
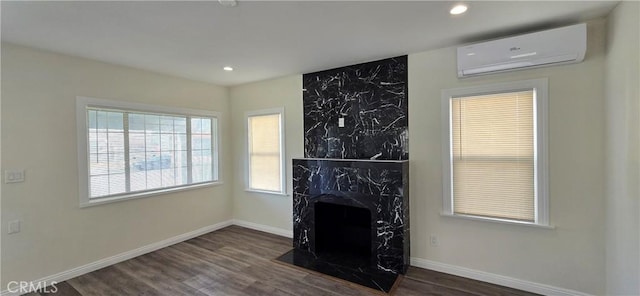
[
  {"x1": 244, "y1": 188, "x2": 290, "y2": 197},
  {"x1": 440, "y1": 212, "x2": 555, "y2": 229},
  {"x1": 0, "y1": 220, "x2": 233, "y2": 296},
  {"x1": 232, "y1": 219, "x2": 293, "y2": 238},
  {"x1": 440, "y1": 78, "x2": 550, "y2": 226},
  {"x1": 77, "y1": 96, "x2": 221, "y2": 118},
  {"x1": 441, "y1": 90, "x2": 454, "y2": 215},
  {"x1": 244, "y1": 107, "x2": 286, "y2": 195},
  {"x1": 80, "y1": 181, "x2": 223, "y2": 208},
  {"x1": 410, "y1": 257, "x2": 593, "y2": 296},
  {"x1": 76, "y1": 96, "x2": 222, "y2": 207},
  {"x1": 535, "y1": 80, "x2": 550, "y2": 225}
]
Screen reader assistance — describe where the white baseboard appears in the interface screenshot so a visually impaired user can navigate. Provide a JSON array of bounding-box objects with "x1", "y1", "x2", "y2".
[
  {"x1": 410, "y1": 257, "x2": 593, "y2": 296},
  {"x1": 232, "y1": 219, "x2": 293, "y2": 238},
  {"x1": 0, "y1": 220, "x2": 233, "y2": 296}
]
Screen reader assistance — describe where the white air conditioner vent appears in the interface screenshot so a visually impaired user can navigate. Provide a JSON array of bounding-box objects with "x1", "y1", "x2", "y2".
[{"x1": 457, "y1": 23, "x2": 587, "y2": 78}]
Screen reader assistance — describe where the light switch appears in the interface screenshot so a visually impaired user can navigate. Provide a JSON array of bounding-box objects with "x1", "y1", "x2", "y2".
[
  {"x1": 338, "y1": 117, "x2": 345, "y2": 128},
  {"x1": 4, "y1": 170, "x2": 25, "y2": 183}
]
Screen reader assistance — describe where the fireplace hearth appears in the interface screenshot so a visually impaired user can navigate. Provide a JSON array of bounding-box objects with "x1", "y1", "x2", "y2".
[{"x1": 276, "y1": 158, "x2": 409, "y2": 293}]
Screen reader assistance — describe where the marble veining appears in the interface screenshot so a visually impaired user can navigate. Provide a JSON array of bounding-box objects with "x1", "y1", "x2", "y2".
[
  {"x1": 292, "y1": 158, "x2": 410, "y2": 278},
  {"x1": 303, "y1": 56, "x2": 408, "y2": 160}
]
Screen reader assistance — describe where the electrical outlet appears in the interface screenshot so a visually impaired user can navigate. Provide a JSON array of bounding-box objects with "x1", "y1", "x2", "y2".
[
  {"x1": 338, "y1": 117, "x2": 345, "y2": 128},
  {"x1": 5, "y1": 170, "x2": 25, "y2": 183},
  {"x1": 8, "y1": 220, "x2": 21, "y2": 234},
  {"x1": 430, "y1": 235, "x2": 439, "y2": 247}
]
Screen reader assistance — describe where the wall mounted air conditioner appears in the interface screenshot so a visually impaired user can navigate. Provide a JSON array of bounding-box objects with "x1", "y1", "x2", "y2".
[{"x1": 457, "y1": 23, "x2": 586, "y2": 78}]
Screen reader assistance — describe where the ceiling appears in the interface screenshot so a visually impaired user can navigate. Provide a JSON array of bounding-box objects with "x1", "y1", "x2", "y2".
[{"x1": 1, "y1": 1, "x2": 618, "y2": 86}]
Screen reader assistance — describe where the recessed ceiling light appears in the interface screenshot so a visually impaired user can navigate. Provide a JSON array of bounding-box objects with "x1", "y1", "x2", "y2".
[
  {"x1": 223, "y1": 66, "x2": 234, "y2": 71},
  {"x1": 450, "y1": 4, "x2": 468, "y2": 15}
]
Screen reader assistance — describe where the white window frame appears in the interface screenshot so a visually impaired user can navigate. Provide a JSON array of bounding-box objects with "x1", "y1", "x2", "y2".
[
  {"x1": 441, "y1": 78, "x2": 550, "y2": 227},
  {"x1": 76, "y1": 96, "x2": 222, "y2": 207},
  {"x1": 245, "y1": 107, "x2": 286, "y2": 195}
]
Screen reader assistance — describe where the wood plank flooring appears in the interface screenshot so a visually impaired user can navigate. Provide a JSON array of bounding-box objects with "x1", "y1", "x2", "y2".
[{"x1": 28, "y1": 226, "x2": 539, "y2": 296}]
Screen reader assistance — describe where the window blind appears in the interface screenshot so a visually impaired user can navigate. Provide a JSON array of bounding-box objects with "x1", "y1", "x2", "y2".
[
  {"x1": 248, "y1": 113, "x2": 282, "y2": 192},
  {"x1": 87, "y1": 108, "x2": 215, "y2": 198},
  {"x1": 451, "y1": 90, "x2": 535, "y2": 222}
]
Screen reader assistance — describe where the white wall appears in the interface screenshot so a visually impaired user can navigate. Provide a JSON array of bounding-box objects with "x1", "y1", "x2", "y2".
[
  {"x1": 229, "y1": 76, "x2": 303, "y2": 232},
  {"x1": 228, "y1": 19, "x2": 608, "y2": 294},
  {"x1": 0, "y1": 43, "x2": 233, "y2": 287},
  {"x1": 604, "y1": 2, "x2": 640, "y2": 295}
]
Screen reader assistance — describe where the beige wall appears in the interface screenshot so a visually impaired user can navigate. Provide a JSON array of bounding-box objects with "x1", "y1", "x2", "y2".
[
  {"x1": 228, "y1": 19, "x2": 608, "y2": 294},
  {"x1": 605, "y1": 1, "x2": 640, "y2": 294},
  {"x1": 1, "y1": 43, "x2": 233, "y2": 287},
  {"x1": 409, "y1": 19, "x2": 606, "y2": 294},
  {"x1": 2, "y1": 12, "x2": 628, "y2": 296},
  {"x1": 229, "y1": 76, "x2": 303, "y2": 231}
]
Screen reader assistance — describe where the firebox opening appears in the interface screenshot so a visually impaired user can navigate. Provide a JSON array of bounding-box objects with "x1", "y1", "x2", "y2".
[{"x1": 315, "y1": 201, "x2": 372, "y2": 267}]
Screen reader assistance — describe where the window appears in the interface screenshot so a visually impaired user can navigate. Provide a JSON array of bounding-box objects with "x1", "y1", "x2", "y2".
[
  {"x1": 441, "y1": 79, "x2": 549, "y2": 226},
  {"x1": 246, "y1": 108, "x2": 285, "y2": 194},
  {"x1": 76, "y1": 97, "x2": 220, "y2": 207}
]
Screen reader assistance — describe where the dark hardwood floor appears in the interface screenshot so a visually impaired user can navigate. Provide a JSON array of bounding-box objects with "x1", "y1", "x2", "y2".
[{"x1": 28, "y1": 226, "x2": 538, "y2": 296}]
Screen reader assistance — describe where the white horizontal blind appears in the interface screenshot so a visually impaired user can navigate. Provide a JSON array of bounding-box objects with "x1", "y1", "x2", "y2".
[
  {"x1": 87, "y1": 110, "x2": 126, "y2": 197},
  {"x1": 451, "y1": 90, "x2": 535, "y2": 222},
  {"x1": 248, "y1": 113, "x2": 282, "y2": 192},
  {"x1": 87, "y1": 108, "x2": 215, "y2": 199},
  {"x1": 128, "y1": 113, "x2": 188, "y2": 193},
  {"x1": 191, "y1": 117, "x2": 215, "y2": 183}
]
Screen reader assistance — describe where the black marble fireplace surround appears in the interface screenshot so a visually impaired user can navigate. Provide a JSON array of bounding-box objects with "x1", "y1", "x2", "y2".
[
  {"x1": 303, "y1": 56, "x2": 408, "y2": 160},
  {"x1": 277, "y1": 158, "x2": 409, "y2": 293},
  {"x1": 276, "y1": 56, "x2": 410, "y2": 293}
]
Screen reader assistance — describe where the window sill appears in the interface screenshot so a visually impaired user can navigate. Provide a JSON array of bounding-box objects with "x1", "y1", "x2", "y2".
[
  {"x1": 245, "y1": 188, "x2": 289, "y2": 197},
  {"x1": 80, "y1": 181, "x2": 223, "y2": 208},
  {"x1": 440, "y1": 212, "x2": 555, "y2": 229}
]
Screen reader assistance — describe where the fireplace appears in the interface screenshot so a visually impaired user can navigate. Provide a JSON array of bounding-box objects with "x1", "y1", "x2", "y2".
[
  {"x1": 276, "y1": 56, "x2": 409, "y2": 293},
  {"x1": 315, "y1": 201, "x2": 372, "y2": 267},
  {"x1": 277, "y1": 158, "x2": 409, "y2": 293}
]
